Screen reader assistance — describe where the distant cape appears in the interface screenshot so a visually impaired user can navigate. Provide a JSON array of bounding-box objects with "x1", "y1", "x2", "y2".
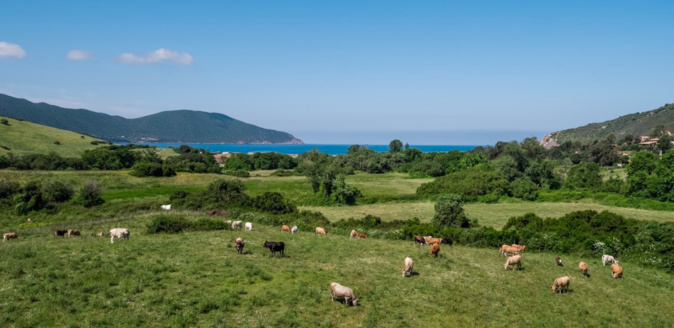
[{"x1": 0, "y1": 93, "x2": 303, "y2": 144}]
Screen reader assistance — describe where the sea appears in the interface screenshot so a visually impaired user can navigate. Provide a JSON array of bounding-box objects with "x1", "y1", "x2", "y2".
[{"x1": 144, "y1": 143, "x2": 479, "y2": 155}]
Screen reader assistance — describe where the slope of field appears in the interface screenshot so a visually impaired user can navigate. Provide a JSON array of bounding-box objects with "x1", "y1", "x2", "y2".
[
  {"x1": 1, "y1": 222, "x2": 672, "y2": 327},
  {"x1": 0, "y1": 93, "x2": 302, "y2": 144},
  {"x1": 0, "y1": 116, "x2": 104, "y2": 157}
]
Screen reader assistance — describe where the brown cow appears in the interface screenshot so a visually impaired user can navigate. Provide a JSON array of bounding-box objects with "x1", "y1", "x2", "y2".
[
  {"x1": 315, "y1": 227, "x2": 327, "y2": 235},
  {"x1": 234, "y1": 238, "x2": 245, "y2": 254},
  {"x1": 282, "y1": 225, "x2": 291, "y2": 232},
  {"x1": 579, "y1": 262, "x2": 588, "y2": 277},
  {"x1": 354, "y1": 232, "x2": 368, "y2": 239},
  {"x1": 611, "y1": 263, "x2": 623, "y2": 279},
  {"x1": 3, "y1": 232, "x2": 17, "y2": 242},
  {"x1": 414, "y1": 235, "x2": 427, "y2": 246},
  {"x1": 504, "y1": 255, "x2": 522, "y2": 270},
  {"x1": 555, "y1": 256, "x2": 563, "y2": 266},
  {"x1": 96, "y1": 232, "x2": 105, "y2": 237},
  {"x1": 54, "y1": 229, "x2": 68, "y2": 237},
  {"x1": 500, "y1": 245, "x2": 520, "y2": 257},
  {"x1": 512, "y1": 244, "x2": 526, "y2": 253},
  {"x1": 424, "y1": 236, "x2": 443, "y2": 245},
  {"x1": 67, "y1": 229, "x2": 80, "y2": 238},
  {"x1": 430, "y1": 243, "x2": 440, "y2": 257},
  {"x1": 552, "y1": 276, "x2": 570, "y2": 293}
]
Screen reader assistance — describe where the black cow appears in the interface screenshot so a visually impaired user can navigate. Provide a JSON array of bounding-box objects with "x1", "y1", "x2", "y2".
[
  {"x1": 54, "y1": 230, "x2": 67, "y2": 237},
  {"x1": 263, "y1": 241, "x2": 285, "y2": 257}
]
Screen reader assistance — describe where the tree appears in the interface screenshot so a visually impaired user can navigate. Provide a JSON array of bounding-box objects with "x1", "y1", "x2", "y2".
[
  {"x1": 650, "y1": 125, "x2": 669, "y2": 138},
  {"x1": 42, "y1": 181, "x2": 74, "y2": 203},
  {"x1": 431, "y1": 194, "x2": 469, "y2": 228},
  {"x1": 76, "y1": 180, "x2": 104, "y2": 207},
  {"x1": 565, "y1": 162, "x2": 602, "y2": 190},
  {"x1": 657, "y1": 135, "x2": 673, "y2": 154},
  {"x1": 404, "y1": 143, "x2": 410, "y2": 150},
  {"x1": 389, "y1": 139, "x2": 403, "y2": 153},
  {"x1": 333, "y1": 175, "x2": 362, "y2": 205}
]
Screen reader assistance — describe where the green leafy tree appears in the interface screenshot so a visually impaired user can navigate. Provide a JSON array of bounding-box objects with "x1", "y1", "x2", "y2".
[
  {"x1": 565, "y1": 162, "x2": 602, "y2": 190},
  {"x1": 333, "y1": 174, "x2": 362, "y2": 205},
  {"x1": 42, "y1": 181, "x2": 74, "y2": 203},
  {"x1": 389, "y1": 139, "x2": 403, "y2": 153},
  {"x1": 431, "y1": 194, "x2": 470, "y2": 228},
  {"x1": 76, "y1": 180, "x2": 104, "y2": 207}
]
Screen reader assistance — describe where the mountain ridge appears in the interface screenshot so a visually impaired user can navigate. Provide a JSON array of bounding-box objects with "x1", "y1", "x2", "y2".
[{"x1": 0, "y1": 93, "x2": 303, "y2": 144}]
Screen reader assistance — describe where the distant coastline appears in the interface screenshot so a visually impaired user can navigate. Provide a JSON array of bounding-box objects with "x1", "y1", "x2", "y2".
[{"x1": 142, "y1": 143, "x2": 479, "y2": 155}]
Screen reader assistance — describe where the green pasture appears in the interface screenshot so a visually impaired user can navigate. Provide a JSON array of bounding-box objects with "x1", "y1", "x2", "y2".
[{"x1": 1, "y1": 220, "x2": 672, "y2": 327}]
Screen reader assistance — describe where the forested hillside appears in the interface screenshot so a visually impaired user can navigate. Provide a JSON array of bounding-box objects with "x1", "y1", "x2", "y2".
[{"x1": 0, "y1": 93, "x2": 302, "y2": 144}]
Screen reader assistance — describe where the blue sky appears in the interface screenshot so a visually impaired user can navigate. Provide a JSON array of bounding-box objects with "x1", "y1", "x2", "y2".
[{"x1": 1, "y1": 1, "x2": 673, "y2": 144}]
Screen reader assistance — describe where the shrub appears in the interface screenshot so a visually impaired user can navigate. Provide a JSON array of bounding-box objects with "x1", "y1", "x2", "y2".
[
  {"x1": 76, "y1": 180, "x2": 104, "y2": 207},
  {"x1": 248, "y1": 192, "x2": 296, "y2": 214},
  {"x1": 42, "y1": 181, "x2": 74, "y2": 203},
  {"x1": 510, "y1": 179, "x2": 539, "y2": 200},
  {"x1": 417, "y1": 166, "x2": 508, "y2": 200},
  {"x1": 271, "y1": 169, "x2": 295, "y2": 177},
  {"x1": 0, "y1": 118, "x2": 8, "y2": 125},
  {"x1": 432, "y1": 194, "x2": 470, "y2": 228},
  {"x1": 169, "y1": 191, "x2": 190, "y2": 201},
  {"x1": 14, "y1": 181, "x2": 46, "y2": 215},
  {"x1": 222, "y1": 170, "x2": 250, "y2": 178},
  {"x1": 147, "y1": 216, "x2": 191, "y2": 234},
  {"x1": 0, "y1": 180, "x2": 20, "y2": 199}
]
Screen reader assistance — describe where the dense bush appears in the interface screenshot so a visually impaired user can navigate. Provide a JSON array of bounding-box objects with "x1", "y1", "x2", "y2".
[
  {"x1": 14, "y1": 181, "x2": 46, "y2": 215},
  {"x1": 76, "y1": 180, "x2": 104, "y2": 208},
  {"x1": 130, "y1": 162, "x2": 177, "y2": 177},
  {"x1": 510, "y1": 179, "x2": 539, "y2": 200},
  {"x1": 146, "y1": 216, "x2": 229, "y2": 234},
  {"x1": 431, "y1": 194, "x2": 469, "y2": 228},
  {"x1": 247, "y1": 192, "x2": 297, "y2": 214},
  {"x1": 416, "y1": 166, "x2": 509, "y2": 200},
  {"x1": 222, "y1": 170, "x2": 250, "y2": 178},
  {"x1": 0, "y1": 180, "x2": 20, "y2": 199},
  {"x1": 42, "y1": 181, "x2": 74, "y2": 203}
]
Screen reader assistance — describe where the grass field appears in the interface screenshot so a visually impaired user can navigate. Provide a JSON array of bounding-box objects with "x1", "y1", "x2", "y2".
[
  {"x1": 1, "y1": 220, "x2": 673, "y2": 327},
  {"x1": 302, "y1": 201, "x2": 674, "y2": 229},
  {"x1": 0, "y1": 116, "x2": 104, "y2": 157}
]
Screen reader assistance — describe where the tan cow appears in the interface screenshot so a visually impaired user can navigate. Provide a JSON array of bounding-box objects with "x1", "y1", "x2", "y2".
[
  {"x1": 402, "y1": 257, "x2": 414, "y2": 277},
  {"x1": 611, "y1": 263, "x2": 623, "y2": 279},
  {"x1": 234, "y1": 237, "x2": 245, "y2": 254},
  {"x1": 3, "y1": 232, "x2": 17, "y2": 242},
  {"x1": 330, "y1": 282, "x2": 358, "y2": 306},
  {"x1": 67, "y1": 229, "x2": 80, "y2": 238},
  {"x1": 97, "y1": 232, "x2": 105, "y2": 237},
  {"x1": 110, "y1": 228, "x2": 130, "y2": 244},
  {"x1": 504, "y1": 255, "x2": 522, "y2": 270},
  {"x1": 512, "y1": 244, "x2": 526, "y2": 253},
  {"x1": 354, "y1": 232, "x2": 368, "y2": 239},
  {"x1": 430, "y1": 243, "x2": 440, "y2": 257},
  {"x1": 500, "y1": 245, "x2": 521, "y2": 257},
  {"x1": 552, "y1": 276, "x2": 570, "y2": 293},
  {"x1": 414, "y1": 235, "x2": 426, "y2": 246},
  {"x1": 424, "y1": 236, "x2": 443, "y2": 245},
  {"x1": 315, "y1": 227, "x2": 327, "y2": 235},
  {"x1": 282, "y1": 225, "x2": 291, "y2": 232},
  {"x1": 579, "y1": 262, "x2": 588, "y2": 277}
]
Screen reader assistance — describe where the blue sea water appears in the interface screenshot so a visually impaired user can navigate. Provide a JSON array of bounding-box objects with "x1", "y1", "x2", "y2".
[{"x1": 145, "y1": 143, "x2": 478, "y2": 155}]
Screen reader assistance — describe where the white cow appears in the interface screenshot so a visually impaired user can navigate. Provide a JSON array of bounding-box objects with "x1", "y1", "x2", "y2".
[
  {"x1": 160, "y1": 204, "x2": 171, "y2": 210},
  {"x1": 291, "y1": 226, "x2": 298, "y2": 234},
  {"x1": 330, "y1": 282, "x2": 358, "y2": 306},
  {"x1": 110, "y1": 228, "x2": 130, "y2": 244},
  {"x1": 402, "y1": 257, "x2": 414, "y2": 277},
  {"x1": 245, "y1": 222, "x2": 253, "y2": 231},
  {"x1": 602, "y1": 254, "x2": 618, "y2": 266},
  {"x1": 231, "y1": 221, "x2": 243, "y2": 229}
]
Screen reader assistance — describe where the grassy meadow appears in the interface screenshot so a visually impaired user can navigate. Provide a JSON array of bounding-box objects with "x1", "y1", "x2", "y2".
[{"x1": 2, "y1": 221, "x2": 674, "y2": 327}]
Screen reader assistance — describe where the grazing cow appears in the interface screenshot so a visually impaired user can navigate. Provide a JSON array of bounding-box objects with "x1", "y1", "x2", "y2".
[
  {"x1": 552, "y1": 276, "x2": 571, "y2": 293},
  {"x1": 330, "y1": 282, "x2": 358, "y2": 306},
  {"x1": 511, "y1": 244, "x2": 526, "y2": 253},
  {"x1": 355, "y1": 232, "x2": 368, "y2": 239},
  {"x1": 424, "y1": 236, "x2": 443, "y2": 245},
  {"x1": 504, "y1": 255, "x2": 522, "y2": 270},
  {"x1": 500, "y1": 245, "x2": 521, "y2": 257},
  {"x1": 611, "y1": 263, "x2": 624, "y2": 279},
  {"x1": 110, "y1": 228, "x2": 130, "y2": 244},
  {"x1": 350, "y1": 229, "x2": 357, "y2": 238},
  {"x1": 225, "y1": 220, "x2": 232, "y2": 225},
  {"x1": 579, "y1": 262, "x2": 589, "y2": 277},
  {"x1": 234, "y1": 238, "x2": 245, "y2": 254},
  {"x1": 414, "y1": 235, "x2": 427, "y2": 246},
  {"x1": 54, "y1": 229, "x2": 68, "y2": 237},
  {"x1": 263, "y1": 241, "x2": 285, "y2": 257},
  {"x1": 3, "y1": 232, "x2": 17, "y2": 242},
  {"x1": 602, "y1": 254, "x2": 618, "y2": 266},
  {"x1": 430, "y1": 243, "x2": 440, "y2": 257},
  {"x1": 291, "y1": 226, "x2": 298, "y2": 234},
  {"x1": 245, "y1": 222, "x2": 253, "y2": 231},
  {"x1": 402, "y1": 257, "x2": 414, "y2": 277},
  {"x1": 67, "y1": 229, "x2": 80, "y2": 238},
  {"x1": 160, "y1": 204, "x2": 171, "y2": 210},
  {"x1": 27, "y1": 218, "x2": 33, "y2": 223},
  {"x1": 97, "y1": 232, "x2": 105, "y2": 237},
  {"x1": 315, "y1": 227, "x2": 327, "y2": 235},
  {"x1": 282, "y1": 225, "x2": 291, "y2": 232},
  {"x1": 555, "y1": 256, "x2": 563, "y2": 266},
  {"x1": 231, "y1": 221, "x2": 243, "y2": 229}
]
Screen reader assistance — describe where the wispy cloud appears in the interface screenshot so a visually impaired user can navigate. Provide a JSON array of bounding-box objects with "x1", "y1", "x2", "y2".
[
  {"x1": 0, "y1": 41, "x2": 27, "y2": 58},
  {"x1": 116, "y1": 48, "x2": 194, "y2": 65},
  {"x1": 66, "y1": 50, "x2": 93, "y2": 61}
]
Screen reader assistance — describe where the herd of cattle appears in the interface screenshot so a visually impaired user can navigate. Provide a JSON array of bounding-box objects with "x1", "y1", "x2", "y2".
[{"x1": 3, "y1": 217, "x2": 627, "y2": 305}]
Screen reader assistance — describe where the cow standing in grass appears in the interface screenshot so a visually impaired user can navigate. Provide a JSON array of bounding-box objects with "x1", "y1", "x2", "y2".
[
  {"x1": 282, "y1": 225, "x2": 291, "y2": 232},
  {"x1": 330, "y1": 283, "x2": 359, "y2": 306},
  {"x1": 54, "y1": 230, "x2": 68, "y2": 238},
  {"x1": 3, "y1": 232, "x2": 17, "y2": 242},
  {"x1": 414, "y1": 235, "x2": 426, "y2": 246},
  {"x1": 504, "y1": 255, "x2": 522, "y2": 270},
  {"x1": 67, "y1": 229, "x2": 80, "y2": 238},
  {"x1": 552, "y1": 276, "x2": 570, "y2": 293},
  {"x1": 291, "y1": 226, "x2": 298, "y2": 234},
  {"x1": 263, "y1": 241, "x2": 285, "y2": 257},
  {"x1": 402, "y1": 257, "x2": 414, "y2": 277},
  {"x1": 234, "y1": 238, "x2": 245, "y2": 254},
  {"x1": 579, "y1": 262, "x2": 589, "y2": 277},
  {"x1": 430, "y1": 243, "x2": 440, "y2": 257},
  {"x1": 315, "y1": 227, "x2": 326, "y2": 235},
  {"x1": 110, "y1": 228, "x2": 130, "y2": 244}
]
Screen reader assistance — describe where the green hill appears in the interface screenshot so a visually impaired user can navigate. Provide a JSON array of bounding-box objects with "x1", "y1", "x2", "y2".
[
  {"x1": 543, "y1": 103, "x2": 674, "y2": 145},
  {"x1": 0, "y1": 116, "x2": 106, "y2": 157},
  {"x1": 0, "y1": 93, "x2": 303, "y2": 144}
]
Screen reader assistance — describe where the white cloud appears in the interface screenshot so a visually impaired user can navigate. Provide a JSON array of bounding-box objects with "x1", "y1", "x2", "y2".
[
  {"x1": 116, "y1": 48, "x2": 193, "y2": 65},
  {"x1": 0, "y1": 41, "x2": 27, "y2": 58},
  {"x1": 66, "y1": 50, "x2": 93, "y2": 61}
]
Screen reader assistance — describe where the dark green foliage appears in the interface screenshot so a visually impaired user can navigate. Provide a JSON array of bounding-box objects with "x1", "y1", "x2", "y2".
[
  {"x1": 0, "y1": 155, "x2": 9, "y2": 169},
  {"x1": 222, "y1": 170, "x2": 250, "y2": 178},
  {"x1": 565, "y1": 162, "x2": 602, "y2": 190},
  {"x1": 169, "y1": 191, "x2": 190, "y2": 201},
  {"x1": 248, "y1": 192, "x2": 297, "y2": 214},
  {"x1": 431, "y1": 194, "x2": 469, "y2": 228},
  {"x1": 5, "y1": 152, "x2": 86, "y2": 170},
  {"x1": 146, "y1": 216, "x2": 228, "y2": 234},
  {"x1": 76, "y1": 180, "x2": 104, "y2": 208},
  {"x1": 0, "y1": 118, "x2": 8, "y2": 125},
  {"x1": 42, "y1": 181, "x2": 74, "y2": 203},
  {"x1": 389, "y1": 139, "x2": 403, "y2": 153},
  {"x1": 416, "y1": 166, "x2": 508, "y2": 200},
  {"x1": 164, "y1": 146, "x2": 220, "y2": 174},
  {"x1": 13, "y1": 181, "x2": 46, "y2": 215},
  {"x1": 271, "y1": 169, "x2": 295, "y2": 177},
  {"x1": 333, "y1": 175, "x2": 362, "y2": 205},
  {"x1": 130, "y1": 162, "x2": 177, "y2": 177},
  {"x1": 173, "y1": 179, "x2": 249, "y2": 210},
  {"x1": 0, "y1": 180, "x2": 20, "y2": 199},
  {"x1": 82, "y1": 148, "x2": 136, "y2": 170},
  {"x1": 53, "y1": 141, "x2": 61, "y2": 145},
  {"x1": 509, "y1": 179, "x2": 539, "y2": 200}
]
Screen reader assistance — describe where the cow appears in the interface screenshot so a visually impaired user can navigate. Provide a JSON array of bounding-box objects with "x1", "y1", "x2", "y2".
[
  {"x1": 350, "y1": 230, "x2": 357, "y2": 238},
  {"x1": 430, "y1": 243, "x2": 440, "y2": 257},
  {"x1": 3, "y1": 232, "x2": 17, "y2": 242},
  {"x1": 234, "y1": 237, "x2": 245, "y2": 254},
  {"x1": 97, "y1": 232, "x2": 105, "y2": 237},
  {"x1": 555, "y1": 256, "x2": 563, "y2": 266},
  {"x1": 67, "y1": 229, "x2": 80, "y2": 238},
  {"x1": 225, "y1": 220, "x2": 232, "y2": 225},
  {"x1": 263, "y1": 241, "x2": 285, "y2": 257},
  {"x1": 504, "y1": 255, "x2": 522, "y2": 270},
  {"x1": 245, "y1": 222, "x2": 253, "y2": 231},
  {"x1": 291, "y1": 226, "x2": 298, "y2": 234},
  {"x1": 402, "y1": 257, "x2": 414, "y2": 277},
  {"x1": 231, "y1": 221, "x2": 243, "y2": 229},
  {"x1": 282, "y1": 225, "x2": 291, "y2": 232},
  {"x1": 27, "y1": 218, "x2": 33, "y2": 223},
  {"x1": 512, "y1": 244, "x2": 526, "y2": 253},
  {"x1": 424, "y1": 236, "x2": 443, "y2": 245},
  {"x1": 160, "y1": 204, "x2": 171, "y2": 210},
  {"x1": 355, "y1": 232, "x2": 368, "y2": 239},
  {"x1": 602, "y1": 254, "x2": 618, "y2": 266},
  {"x1": 110, "y1": 228, "x2": 130, "y2": 244},
  {"x1": 414, "y1": 235, "x2": 427, "y2": 246},
  {"x1": 552, "y1": 276, "x2": 571, "y2": 294},
  {"x1": 500, "y1": 245, "x2": 521, "y2": 257},
  {"x1": 611, "y1": 263, "x2": 624, "y2": 279},
  {"x1": 315, "y1": 227, "x2": 327, "y2": 235},
  {"x1": 54, "y1": 229, "x2": 68, "y2": 237},
  {"x1": 579, "y1": 262, "x2": 589, "y2": 277},
  {"x1": 330, "y1": 282, "x2": 358, "y2": 306}
]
